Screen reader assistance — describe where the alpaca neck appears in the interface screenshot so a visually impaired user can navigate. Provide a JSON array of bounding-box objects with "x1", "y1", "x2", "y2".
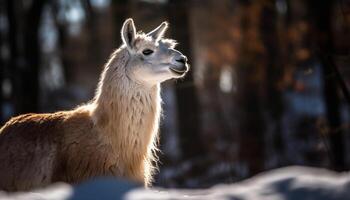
[{"x1": 91, "y1": 49, "x2": 161, "y2": 159}]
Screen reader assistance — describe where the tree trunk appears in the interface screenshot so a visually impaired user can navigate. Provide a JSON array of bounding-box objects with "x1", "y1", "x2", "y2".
[
  {"x1": 7, "y1": 0, "x2": 46, "y2": 115},
  {"x1": 308, "y1": 0, "x2": 345, "y2": 171},
  {"x1": 0, "y1": 0, "x2": 4, "y2": 123},
  {"x1": 112, "y1": 0, "x2": 128, "y2": 36},
  {"x1": 168, "y1": 0, "x2": 204, "y2": 159},
  {"x1": 6, "y1": 0, "x2": 26, "y2": 118},
  {"x1": 261, "y1": 1, "x2": 285, "y2": 167},
  {"x1": 237, "y1": 2, "x2": 266, "y2": 175},
  {"x1": 22, "y1": 0, "x2": 46, "y2": 113}
]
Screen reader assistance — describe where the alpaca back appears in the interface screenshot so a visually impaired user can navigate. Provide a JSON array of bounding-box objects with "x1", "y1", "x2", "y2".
[
  {"x1": 0, "y1": 107, "x2": 109, "y2": 191},
  {"x1": 52, "y1": 107, "x2": 118, "y2": 184},
  {"x1": 0, "y1": 112, "x2": 67, "y2": 191}
]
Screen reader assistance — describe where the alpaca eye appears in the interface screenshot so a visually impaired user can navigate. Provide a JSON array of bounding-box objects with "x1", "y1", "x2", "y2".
[{"x1": 142, "y1": 49, "x2": 154, "y2": 56}]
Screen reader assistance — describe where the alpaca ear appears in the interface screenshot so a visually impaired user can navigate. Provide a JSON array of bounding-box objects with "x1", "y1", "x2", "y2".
[
  {"x1": 121, "y1": 18, "x2": 136, "y2": 49},
  {"x1": 147, "y1": 21, "x2": 168, "y2": 40}
]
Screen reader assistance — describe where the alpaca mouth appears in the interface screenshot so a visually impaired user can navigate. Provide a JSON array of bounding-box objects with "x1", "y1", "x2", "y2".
[{"x1": 169, "y1": 67, "x2": 187, "y2": 76}]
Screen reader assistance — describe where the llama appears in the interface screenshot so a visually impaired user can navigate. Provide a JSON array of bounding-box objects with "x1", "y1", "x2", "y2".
[{"x1": 0, "y1": 18, "x2": 188, "y2": 191}]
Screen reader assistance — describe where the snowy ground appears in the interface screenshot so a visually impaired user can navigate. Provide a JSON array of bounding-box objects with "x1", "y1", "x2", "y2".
[{"x1": 1, "y1": 166, "x2": 349, "y2": 200}]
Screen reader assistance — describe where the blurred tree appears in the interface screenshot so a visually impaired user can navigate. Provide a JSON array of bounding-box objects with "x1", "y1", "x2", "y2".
[
  {"x1": 0, "y1": 3, "x2": 3, "y2": 123},
  {"x1": 308, "y1": 0, "x2": 345, "y2": 171},
  {"x1": 113, "y1": 0, "x2": 128, "y2": 37},
  {"x1": 6, "y1": 0, "x2": 46, "y2": 114},
  {"x1": 0, "y1": 0, "x2": 5, "y2": 123},
  {"x1": 23, "y1": 0, "x2": 46, "y2": 112},
  {"x1": 5, "y1": 0, "x2": 18, "y2": 118},
  {"x1": 261, "y1": 0, "x2": 285, "y2": 167},
  {"x1": 168, "y1": 0, "x2": 204, "y2": 159},
  {"x1": 236, "y1": 1, "x2": 266, "y2": 175}
]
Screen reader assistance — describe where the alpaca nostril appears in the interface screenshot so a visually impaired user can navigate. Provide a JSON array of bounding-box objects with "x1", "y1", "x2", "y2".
[
  {"x1": 176, "y1": 56, "x2": 187, "y2": 64},
  {"x1": 176, "y1": 58, "x2": 185, "y2": 64}
]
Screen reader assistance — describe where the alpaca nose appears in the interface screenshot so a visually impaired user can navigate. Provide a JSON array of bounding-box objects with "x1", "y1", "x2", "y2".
[
  {"x1": 176, "y1": 56, "x2": 187, "y2": 65},
  {"x1": 170, "y1": 55, "x2": 188, "y2": 75}
]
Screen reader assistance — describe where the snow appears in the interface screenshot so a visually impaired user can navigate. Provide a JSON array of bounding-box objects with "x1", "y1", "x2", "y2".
[{"x1": 1, "y1": 166, "x2": 349, "y2": 200}]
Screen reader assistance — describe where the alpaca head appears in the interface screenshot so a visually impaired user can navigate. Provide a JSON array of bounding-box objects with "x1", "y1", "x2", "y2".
[{"x1": 120, "y1": 18, "x2": 189, "y2": 85}]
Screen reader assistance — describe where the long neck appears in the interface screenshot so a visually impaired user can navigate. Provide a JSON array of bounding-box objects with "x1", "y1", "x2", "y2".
[{"x1": 90, "y1": 48, "x2": 161, "y2": 158}]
